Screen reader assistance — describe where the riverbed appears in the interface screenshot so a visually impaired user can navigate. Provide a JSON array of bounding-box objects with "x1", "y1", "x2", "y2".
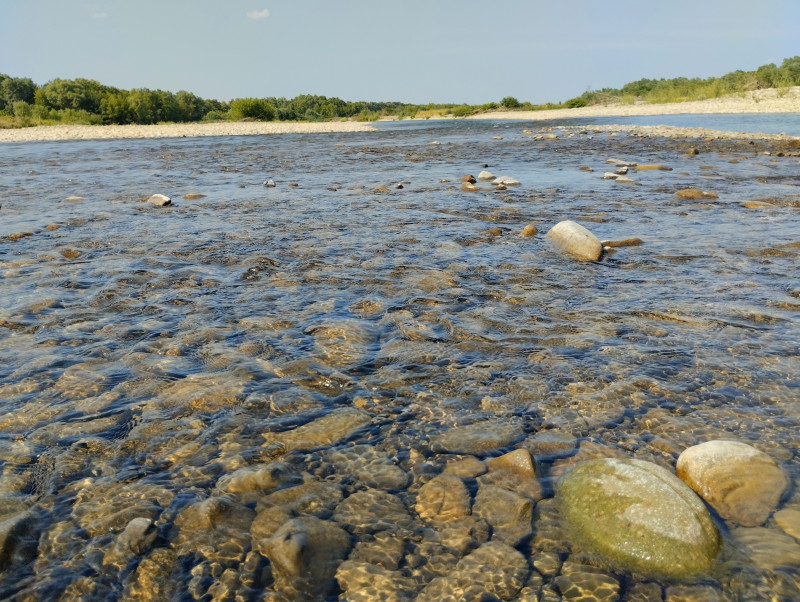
[{"x1": 1, "y1": 117, "x2": 799, "y2": 600}]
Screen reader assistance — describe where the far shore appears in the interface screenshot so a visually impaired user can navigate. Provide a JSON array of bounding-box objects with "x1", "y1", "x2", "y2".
[
  {"x1": 1, "y1": 87, "x2": 797, "y2": 143},
  {"x1": 467, "y1": 86, "x2": 800, "y2": 122},
  {"x1": 0, "y1": 120, "x2": 378, "y2": 143}
]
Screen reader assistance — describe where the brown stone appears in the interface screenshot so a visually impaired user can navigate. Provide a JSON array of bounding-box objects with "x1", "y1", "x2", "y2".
[
  {"x1": 60, "y1": 249, "x2": 81, "y2": 259},
  {"x1": 636, "y1": 164, "x2": 672, "y2": 171},
  {"x1": 675, "y1": 188, "x2": 718, "y2": 201},
  {"x1": 676, "y1": 440, "x2": 788, "y2": 526},
  {"x1": 461, "y1": 175, "x2": 477, "y2": 184},
  {"x1": 521, "y1": 224, "x2": 538, "y2": 237},
  {"x1": 182, "y1": 194, "x2": 206, "y2": 200},
  {"x1": 460, "y1": 181, "x2": 479, "y2": 192}
]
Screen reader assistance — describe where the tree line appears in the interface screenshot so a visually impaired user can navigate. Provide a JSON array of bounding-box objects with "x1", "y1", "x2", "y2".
[{"x1": 2, "y1": 57, "x2": 799, "y2": 127}]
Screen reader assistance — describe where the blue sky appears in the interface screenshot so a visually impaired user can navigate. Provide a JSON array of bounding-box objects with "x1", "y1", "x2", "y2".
[{"x1": 1, "y1": 0, "x2": 798, "y2": 105}]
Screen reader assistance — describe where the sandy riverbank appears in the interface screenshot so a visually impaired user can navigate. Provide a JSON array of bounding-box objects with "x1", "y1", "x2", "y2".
[
  {"x1": 468, "y1": 86, "x2": 800, "y2": 121},
  {"x1": 0, "y1": 120, "x2": 378, "y2": 143}
]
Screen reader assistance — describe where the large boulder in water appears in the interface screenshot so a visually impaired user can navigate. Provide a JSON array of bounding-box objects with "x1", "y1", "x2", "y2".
[
  {"x1": 557, "y1": 458, "x2": 721, "y2": 579},
  {"x1": 546, "y1": 220, "x2": 603, "y2": 261},
  {"x1": 676, "y1": 440, "x2": 788, "y2": 526}
]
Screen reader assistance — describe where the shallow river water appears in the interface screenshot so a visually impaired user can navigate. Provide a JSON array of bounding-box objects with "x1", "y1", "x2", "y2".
[{"x1": 1, "y1": 118, "x2": 799, "y2": 600}]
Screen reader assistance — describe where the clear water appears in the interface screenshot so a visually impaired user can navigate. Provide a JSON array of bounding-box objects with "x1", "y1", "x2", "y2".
[{"x1": 0, "y1": 117, "x2": 798, "y2": 600}]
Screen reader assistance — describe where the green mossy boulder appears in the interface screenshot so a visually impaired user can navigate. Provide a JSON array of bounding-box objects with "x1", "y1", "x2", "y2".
[{"x1": 557, "y1": 458, "x2": 721, "y2": 579}]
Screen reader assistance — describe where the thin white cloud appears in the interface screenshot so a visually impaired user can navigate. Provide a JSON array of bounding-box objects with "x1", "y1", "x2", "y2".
[
  {"x1": 246, "y1": 9, "x2": 270, "y2": 20},
  {"x1": 92, "y1": 12, "x2": 108, "y2": 19}
]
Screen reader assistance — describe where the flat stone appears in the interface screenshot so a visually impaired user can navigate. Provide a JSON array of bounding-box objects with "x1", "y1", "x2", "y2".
[
  {"x1": 675, "y1": 188, "x2": 718, "y2": 200},
  {"x1": 600, "y1": 238, "x2": 644, "y2": 248},
  {"x1": 333, "y1": 489, "x2": 413, "y2": 535},
  {"x1": 266, "y1": 408, "x2": 371, "y2": 452},
  {"x1": 546, "y1": 220, "x2": 603, "y2": 261},
  {"x1": 555, "y1": 571, "x2": 621, "y2": 602},
  {"x1": 336, "y1": 560, "x2": 417, "y2": 601},
  {"x1": 417, "y1": 541, "x2": 527, "y2": 601},
  {"x1": 182, "y1": 193, "x2": 206, "y2": 199},
  {"x1": 493, "y1": 176, "x2": 520, "y2": 186},
  {"x1": 415, "y1": 474, "x2": 471, "y2": 524},
  {"x1": 637, "y1": 164, "x2": 672, "y2": 171},
  {"x1": 460, "y1": 181, "x2": 479, "y2": 192},
  {"x1": 557, "y1": 458, "x2": 721, "y2": 579},
  {"x1": 774, "y1": 507, "x2": 800, "y2": 540},
  {"x1": 730, "y1": 526, "x2": 800, "y2": 570},
  {"x1": 477, "y1": 170, "x2": 495, "y2": 181},
  {"x1": 430, "y1": 419, "x2": 524, "y2": 455},
  {"x1": 676, "y1": 440, "x2": 788, "y2": 526}
]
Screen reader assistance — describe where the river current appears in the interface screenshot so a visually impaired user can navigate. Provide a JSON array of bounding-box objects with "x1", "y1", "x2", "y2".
[{"x1": 0, "y1": 116, "x2": 799, "y2": 600}]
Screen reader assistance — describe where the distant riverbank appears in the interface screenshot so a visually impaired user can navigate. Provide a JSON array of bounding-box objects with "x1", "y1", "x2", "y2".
[
  {"x1": 0, "y1": 120, "x2": 377, "y2": 143},
  {"x1": 469, "y1": 86, "x2": 800, "y2": 121}
]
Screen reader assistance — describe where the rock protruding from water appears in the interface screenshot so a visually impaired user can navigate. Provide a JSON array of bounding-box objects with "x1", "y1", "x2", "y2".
[
  {"x1": 557, "y1": 458, "x2": 721, "y2": 579},
  {"x1": 675, "y1": 188, "x2": 718, "y2": 200},
  {"x1": 546, "y1": 220, "x2": 603, "y2": 261},
  {"x1": 477, "y1": 170, "x2": 495, "y2": 181},
  {"x1": 147, "y1": 194, "x2": 172, "y2": 206},
  {"x1": 676, "y1": 440, "x2": 788, "y2": 526},
  {"x1": 263, "y1": 516, "x2": 351, "y2": 599}
]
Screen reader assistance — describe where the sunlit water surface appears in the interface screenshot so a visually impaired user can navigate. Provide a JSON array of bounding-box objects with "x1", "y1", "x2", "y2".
[{"x1": 0, "y1": 116, "x2": 799, "y2": 600}]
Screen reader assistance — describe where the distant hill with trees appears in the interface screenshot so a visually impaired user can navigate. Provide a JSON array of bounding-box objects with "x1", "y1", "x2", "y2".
[{"x1": 2, "y1": 57, "x2": 799, "y2": 128}]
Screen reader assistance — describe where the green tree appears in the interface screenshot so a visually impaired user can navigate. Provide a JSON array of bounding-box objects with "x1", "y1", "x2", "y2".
[
  {"x1": 500, "y1": 96, "x2": 521, "y2": 109},
  {"x1": 230, "y1": 98, "x2": 277, "y2": 121},
  {"x1": 0, "y1": 75, "x2": 37, "y2": 112}
]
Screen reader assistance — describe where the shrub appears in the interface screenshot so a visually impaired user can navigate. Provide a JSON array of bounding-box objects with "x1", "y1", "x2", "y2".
[
  {"x1": 450, "y1": 104, "x2": 474, "y2": 117},
  {"x1": 500, "y1": 96, "x2": 521, "y2": 109},
  {"x1": 229, "y1": 98, "x2": 277, "y2": 121},
  {"x1": 565, "y1": 97, "x2": 588, "y2": 108}
]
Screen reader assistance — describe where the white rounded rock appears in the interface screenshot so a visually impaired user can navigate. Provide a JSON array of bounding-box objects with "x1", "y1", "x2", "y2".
[
  {"x1": 546, "y1": 220, "x2": 603, "y2": 261},
  {"x1": 677, "y1": 440, "x2": 788, "y2": 526}
]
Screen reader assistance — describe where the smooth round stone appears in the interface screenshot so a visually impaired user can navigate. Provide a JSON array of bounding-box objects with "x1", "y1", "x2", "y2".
[
  {"x1": 557, "y1": 458, "x2": 721, "y2": 579},
  {"x1": 676, "y1": 440, "x2": 788, "y2": 526},
  {"x1": 546, "y1": 220, "x2": 603, "y2": 261}
]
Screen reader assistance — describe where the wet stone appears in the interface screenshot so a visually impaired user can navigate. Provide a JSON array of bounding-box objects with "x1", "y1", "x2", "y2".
[
  {"x1": 555, "y1": 571, "x2": 621, "y2": 601},
  {"x1": 415, "y1": 474, "x2": 471, "y2": 525},
  {"x1": 72, "y1": 481, "x2": 172, "y2": 538},
  {"x1": 122, "y1": 547, "x2": 178, "y2": 601},
  {"x1": 215, "y1": 462, "x2": 296, "y2": 499},
  {"x1": 0, "y1": 510, "x2": 38, "y2": 572},
  {"x1": 263, "y1": 516, "x2": 351, "y2": 600},
  {"x1": 730, "y1": 526, "x2": 800, "y2": 570},
  {"x1": 336, "y1": 560, "x2": 417, "y2": 601},
  {"x1": 546, "y1": 220, "x2": 603, "y2": 261},
  {"x1": 103, "y1": 517, "x2": 158, "y2": 568},
  {"x1": 675, "y1": 188, "x2": 718, "y2": 200},
  {"x1": 333, "y1": 489, "x2": 413, "y2": 535},
  {"x1": 173, "y1": 496, "x2": 255, "y2": 565},
  {"x1": 266, "y1": 407, "x2": 372, "y2": 452},
  {"x1": 308, "y1": 318, "x2": 377, "y2": 367},
  {"x1": 348, "y1": 530, "x2": 406, "y2": 571},
  {"x1": 524, "y1": 430, "x2": 578, "y2": 459},
  {"x1": 473, "y1": 484, "x2": 534, "y2": 545},
  {"x1": 443, "y1": 456, "x2": 487, "y2": 478},
  {"x1": 417, "y1": 541, "x2": 528, "y2": 601},
  {"x1": 676, "y1": 439, "x2": 788, "y2": 526},
  {"x1": 774, "y1": 507, "x2": 800, "y2": 540},
  {"x1": 327, "y1": 445, "x2": 410, "y2": 490},
  {"x1": 665, "y1": 584, "x2": 723, "y2": 602},
  {"x1": 430, "y1": 419, "x2": 524, "y2": 455},
  {"x1": 255, "y1": 477, "x2": 343, "y2": 517},
  {"x1": 438, "y1": 516, "x2": 491, "y2": 555},
  {"x1": 557, "y1": 458, "x2": 721, "y2": 579}
]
